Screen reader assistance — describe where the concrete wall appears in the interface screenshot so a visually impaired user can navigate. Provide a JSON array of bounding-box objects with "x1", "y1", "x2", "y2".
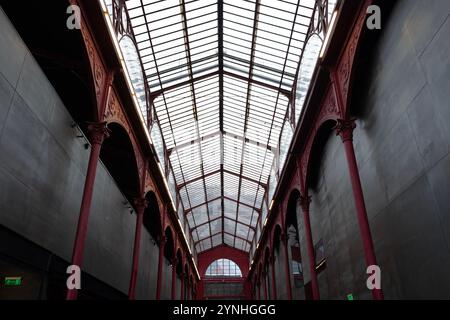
[
  {"x1": 273, "y1": 243, "x2": 287, "y2": 299},
  {"x1": 161, "y1": 259, "x2": 172, "y2": 299},
  {"x1": 296, "y1": 0, "x2": 450, "y2": 299},
  {"x1": 0, "y1": 7, "x2": 155, "y2": 297},
  {"x1": 135, "y1": 230, "x2": 159, "y2": 299}
]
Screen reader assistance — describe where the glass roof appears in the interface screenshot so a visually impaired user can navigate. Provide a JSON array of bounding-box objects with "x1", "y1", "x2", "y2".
[{"x1": 120, "y1": 0, "x2": 326, "y2": 254}]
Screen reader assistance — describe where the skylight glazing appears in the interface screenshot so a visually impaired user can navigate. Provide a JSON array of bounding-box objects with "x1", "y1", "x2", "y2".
[{"x1": 103, "y1": 0, "x2": 338, "y2": 255}]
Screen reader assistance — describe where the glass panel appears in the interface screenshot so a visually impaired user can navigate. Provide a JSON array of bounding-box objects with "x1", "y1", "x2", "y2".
[
  {"x1": 267, "y1": 165, "x2": 277, "y2": 205},
  {"x1": 212, "y1": 234, "x2": 222, "y2": 247},
  {"x1": 210, "y1": 219, "x2": 222, "y2": 235},
  {"x1": 119, "y1": 36, "x2": 148, "y2": 120},
  {"x1": 208, "y1": 199, "x2": 222, "y2": 220},
  {"x1": 279, "y1": 120, "x2": 294, "y2": 173},
  {"x1": 122, "y1": 0, "x2": 321, "y2": 255},
  {"x1": 205, "y1": 259, "x2": 242, "y2": 277},
  {"x1": 168, "y1": 168, "x2": 177, "y2": 204},
  {"x1": 295, "y1": 34, "x2": 323, "y2": 123},
  {"x1": 151, "y1": 122, "x2": 165, "y2": 172}
]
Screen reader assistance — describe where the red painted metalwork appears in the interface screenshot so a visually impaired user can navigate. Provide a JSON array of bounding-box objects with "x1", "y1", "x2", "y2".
[
  {"x1": 246, "y1": 0, "x2": 377, "y2": 300},
  {"x1": 334, "y1": 119, "x2": 384, "y2": 300},
  {"x1": 197, "y1": 245, "x2": 252, "y2": 299},
  {"x1": 69, "y1": 0, "x2": 384, "y2": 301},
  {"x1": 197, "y1": 245, "x2": 249, "y2": 278},
  {"x1": 128, "y1": 197, "x2": 148, "y2": 300},
  {"x1": 67, "y1": 1, "x2": 201, "y2": 300},
  {"x1": 66, "y1": 121, "x2": 110, "y2": 300}
]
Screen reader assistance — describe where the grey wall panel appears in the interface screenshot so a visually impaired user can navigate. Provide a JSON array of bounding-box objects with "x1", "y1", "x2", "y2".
[
  {"x1": 0, "y1": 8, "x2": 27, "y2": 87},
  {"x1": 136, "y1": 230, "x2": 159, "y2": 300},
  {"x1": 300, "y1": 0, "x2": 450, "y2": 299},
  {"x1": 83, "y1": 161, "x2": 136, "y2": 294},
  {"x1": 274, "y1": 247, "x2": 286, "y2": 299},
  {"x1": 0, "y1": 73, "x2": 14, "y2": 134},
  {"x1": 161, "y1": 260, "x2": 172, "y2": 300},
  {"x1": 0, "y1": 8, "x2": 145, "y2": 295}
]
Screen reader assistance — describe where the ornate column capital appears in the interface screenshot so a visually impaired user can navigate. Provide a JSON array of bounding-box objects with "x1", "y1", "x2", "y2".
[
  {"x1": 334, "y1": 118, "x2": 356, "y2": 142},
  {"x1": 133, "y1": 197, "x2": 148, "y2": 214},
  {"x1": 87, "y1": 121, "x2": 110, "y2": 145}
]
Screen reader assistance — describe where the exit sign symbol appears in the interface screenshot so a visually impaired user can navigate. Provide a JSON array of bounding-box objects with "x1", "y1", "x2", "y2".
[{"x1": 4, "y1": 277, "x2": 22, "y2": 286}]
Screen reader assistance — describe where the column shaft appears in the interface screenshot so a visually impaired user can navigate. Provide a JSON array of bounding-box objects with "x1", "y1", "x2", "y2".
[
  {"x1": 336, "y1": 119, "x2": 384, "y2": 300},
  {"x1": 66, "y1": 122, "x2": 109, "y2": 300}
]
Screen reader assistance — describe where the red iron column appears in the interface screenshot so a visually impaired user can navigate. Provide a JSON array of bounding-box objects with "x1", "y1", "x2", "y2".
[
  {"x1": 128, "y1": 197, "x2": 148, "y2": 300},
  {"x1": 300, "y1": 195, "x2": 320, "y2": 300},
  {"x1": 156, "y1": 235, "x2": 166, "y2": 300},
  {"x1": 66, "y1": 122, "x2": 110, "y2": 300},
  {"x1": 335, "y1": 119, "x2": 383, "y2": 300}
]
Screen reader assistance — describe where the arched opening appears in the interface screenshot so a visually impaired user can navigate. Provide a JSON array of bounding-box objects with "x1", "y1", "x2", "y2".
[
  {"x1": 205, "y1": 259, "x2": 243, "y2": 278},
  {"x1": 286, "y1": 189, "x2": 306, "y2": 300},
  {"x1": 143, "y1": 191, "x2": 162, "y2": 244},
  {"x1": 164, "y1": 227, "x2": 175, "y2": 263},
  {"x1": 203, "y1": 258, "x2": 244, "y2": 300},
  {"x1": 307, "y1": 120, "x2": 336, "y2": 190},
  {"x1": 100, "y1": 123, "x2": 140, "y2": 206}
]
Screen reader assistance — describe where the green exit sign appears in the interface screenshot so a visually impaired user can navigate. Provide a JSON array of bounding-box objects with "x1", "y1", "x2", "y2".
[
  {"x1": 347, "y1": 293, "x2": 354, "y2": 300},
  {"x1": 4, "y1": 277, "x2": 22, "y2": 286}
]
